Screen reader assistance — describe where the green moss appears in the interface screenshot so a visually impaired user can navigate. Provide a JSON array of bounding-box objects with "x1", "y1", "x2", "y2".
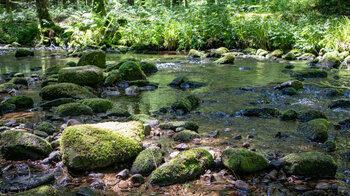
[
  {"x1": 222, "y1": 148, "x2": 269, "y2": 173},
  {"x1": 119, "y1": 61, "x2": 147, "y2": 81},
  {"x1": 319, "y1": 52, "x2": 341, "y2": 68},
  {"x1": 213, "y1": 47, "x2": 230, "y2": 57},
  {"x1": 173, "y1": 130, "x2": 200, "y2": 142},
  {"x1": 77, "y1": 50, "x2": 106, "y2": 68},
  {"x1": 329, "y1": 99, "x2": 350, "y2": 109},
  {"x1": 297, "y1": 118, "x2": 329, "y2": 142},
  {"x1": 282, "y1": 87, "x2": 297, "y2": 95},
  {"x1": 269, "y1": 49, "x2": 284, "y2": 57},
  {"x1": 5, "y1": 95, "x2": 33, "y2": 109},
  {"x1": 14, "y1": 185, "x2": 57, "y2": 196},
  {"x1": 150, "y1": 148, "x2": 213, "y2": 185},
  {"x1": 79, "y1": 98, "x2": 113, "y2": 113},
  {"x1": 46, "y1": 64, "x2": 69, "y2": 75},
  {"x1": 66, "y1": 61, "x2": 77, "y2": 67},
  {"x1": 282, "y1": 152, "x2": 337, "y2": 177},
  {"x1": 140, "y1": 61, "x2": 158, "y2": 74},
  {"x1": 0, "y1": 102, "x2": 16, "y2": 114},
  {"x1": 104, "y1": 70, "x2": 121, "y2": 86},
  {"x1": 9, "y1": 77, "x2": 28, "y2": 86},
  {"x1": 159, "y1": 121, "x2": 198, "y2": 131},
  {"x1": 298, "y1": 53, "x2": 316, "y2": 60},
  {"x1": 188, "y1": 49, "x2": 202, "y2": 58},
  {"x1": 60, "y1": 121, "x2": 144, "y2": 170},
  {"x1": 15, "y1": 49, "x2": 34, "y2": 57},
  {"x1": 171, "y1": 94, "x2": 200, "y2": 113},
  {"x1": 257, "y1": 49, "x2": 268, "y2": 56},
  {"x1": 36, "y1": 122, "x2": 57, "y2": 135},
  {"x1": 292, "y1": 69, "x2": 328, "y2": 78},
  {"x1": 0, "y1": 83, "x2": 17, "y2": 93},
  {"x1": 128, "y1": 114, "x2": 156, "y2": 123},
  {"x1": 213, "y1": 53, "x2": 235, "y2": 64},
  {"x1": 242, "y1": 48, "x2": 257, "y2": 55},
  {"x1": 40, "y1": 83, "x2": 95, "y2": 101},
  {"x1": 107, "y1": 107, "x2": 131, "y2": 117},
  {"x1": 282, "y1": 52, "x2": 296, "y2": 60},
  {"x1": 280, "y1": 109, "x2": 297, "y2": 121},
  {"x1": 55, "y1": 103, "x2": 93, "y2": 117},
  {"x1": 241, "y1": 108, "x2": 280, "y2": 118},
  {"x1": 0, "y1": 130, "x2": 52, "y2": 160},
  {"x1": 131, "y1": 146, "x2": 163, "y2": 176},
  {"x1": 58, "y1": 65, "x2": 104, "y2": 86},
  {"x1": 41, "y1": 77, "x2": 58, "y2": 88},
  {"x1": 168, "y1": 76, "x2": 189, "y2": 86},
  {"x1": 323, "y1": 140, "x2": 336, "y2": 152},
  {"x1": 297, "y1": 110, "x2": 327, "y2": 122}
]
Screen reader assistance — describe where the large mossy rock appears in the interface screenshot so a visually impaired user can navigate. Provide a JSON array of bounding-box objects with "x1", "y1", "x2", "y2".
[
  {"x1": 9, "y1": 77, "x2": 28, "y2": 86},
  {"x1": 275, "y1": 80, "x2": 303, "y2": 90},
  {"x1": 131, "y1": 146, "x2": 163, "y2": 176},
  {"x1": 150, "y1": 148, "x2": 213, "y2": 185},
  {"x1": 242, "y1": 48, "x2": 257, "y2": 55},
  {"x1": 282, "y1": 52, "x2": 296, "y2": 60},
  {"x1": 104, "y1": 70, "x2": 121, "y2": 86},
  {"x1": 188, "y1": 49, "x2": 202, "y2": 58},
  {"x1": 269, "y1": 49, "x2": 284, "y2": 58},
  {"x1": 140, "y1": 62, "x2": 158, "y2": 74},
  {"x1": 40, "y1": 83, "x2": 95, "y2": 101},
  {"x1": 119, "y1": 61, "x2": 147, "y2": 81},
  {"x1": 171, "y1": 94, "x2": 200, "y2": 113},
  {"x1": 0, "y1": 130, "x2": 52, "y2": 160},
  {"x1": 79, "y1": 98, "x2": 113, "y2": 113},
  {"x1": 173, "y1": 130, "x2": 200, "y2": 142},
  {"x1": 222, "y1": 148, "x2": 269, "y2": 173},
  {"x1": 280, "y1": 109, "x2": 297, "y2": 121},
  {"x1": 159, "y1": 121, "x2": 199, "y2": 132},
  {"x1": 0, "y1": 102, "x2": 16, "y2": 114},
  {"x1": 58, "y1": 65, "x2": 104, "y2": 86},
  {"x1": 5, "y1": 95, "x2": 33, "y2": 109},
  {"x1": 15, "y1": 49, "x2": 34, "y2": 57},
  {"x1": 36, "y1": 122, "x2": 57, "y2": 135},
  {"x1": 213, "y1": 53, "x2": 235, "y2": 64},
  {"x1": 55, "y1": 103, "x2": 93, "y2": 117},
  {"x1": 61, "y1": 121, "x2": 144, "y2": 170},
  {"x1": 240, "y1": 108, "x2": 280, "y2": 118},
  {"x1": 46, "y1": 65, "x2": 68, "y2": 75},
  {"x1": 212, "y1": 47, "x2": 230, "y2": 57},
  {"x1": 282, "y1": 152, "x2": 337, "y2": 178},
  {"x1": 77, "y1": 50, "x2": 106, "y2": 68},
  {"x1": 297, "y1": 110, "x2": 327, "y2": 122},
  {"x1": 318, "y1": 52, "x2": 341, "y2": 68},
  {"x1": 297, "y1": 118, "x2": 329, "y2": 142},
  {"x1": 292, "y1": 69, "x2": 328, "y2": 78},
  {"x1": 14, "y1": 185, "x2": 57, "y2": 196}
]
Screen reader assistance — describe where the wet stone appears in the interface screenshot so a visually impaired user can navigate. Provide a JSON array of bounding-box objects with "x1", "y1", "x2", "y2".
[
  {"x1": 315, "y1": 182, "x2": 330, "y2": 190},
  {"x1": 116, "y1": 169, "x2": 129, "y2": 179},
  {"x1": 235, "y1": 180, "x2": 249, "y2": 191},
  {"x1": 174, "y1": 143, "x2": 189, "y2": 151},
  {"x1": 118, "y1": 180, "x2": 129, "y2": 189}
]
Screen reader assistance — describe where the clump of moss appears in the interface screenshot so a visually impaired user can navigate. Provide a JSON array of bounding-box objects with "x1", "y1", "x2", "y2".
[
  {"x1": 5, "y1": 95, "x2": 34, "y2": 109},
  {"x1": 212, "y1": 47, "x2": 230, "y2": 57},
  {"x1": 107, "y1": 107, "x2": 131, "y2": 117},
  {"x1": 40, "y1": 83, "x2": 95, "y2": 101},
  {"x1": 269, "y1": 49, "x2": 284, "y2": 58},
  {"x1": 240, "y1": 108, "x2": 280, "y2": 118},
  {"x1": 188, "y1": 49, "x2": 203, "y2": 58},
  {"x1": 79, "y1": 98, "x2": 113, "y2": 113},
  {"x1": 58, "y1": 65, "x2": 104, "y2": 86},
  {"x1": 242, "y1": 48, "x2": 257, "y2": 55},
  {"x1": 55, "y1": 103, "x2": 93, "y2": 117},
  {"x1": 257, "y1": 49, "x2": 268, "y2": 56},
  {"x1": 140, "y1": 61, "x2": 158, "y2": 74},
  {"x1": 292, "y1": 69, "x2": 328, "y2": 78},
  {"x1": 282, "y1": 52, "x2": 296, "y2": 60},
  {"x1": 46, "y1": 64, "x2": 69, "y2": 75},
  {"x1": 159, "y1": 121, "x2": 199, "y2": 132},
  {"x1": 222, "y1": 148, "x2": 268, "y2": 173},
  {"x1": 14, "y1": 185, "x2": 57, "y2": 196},
  {"x1": 282, "y1": 87, "x2": 297, "y2": 95},
  {"x1": 77, "y1": 50, "x2": 106, "y2": 68},
  {"x1": 280, "y1": 109, "x2": 297, "y2": 121},
  {"x1": 297, "y1": 118, "x2": 329, "y2": 142},
  {"x1": 173, "y1": 130, "x2": 200, "y2": 142},
  {"x1": 171, "y1": 94, "x2": 200, "y2": 113},
  {"x1": 36, "y1": 122, "x2": 57, "y2": 135},
  {"x1": 0, "y1": 102, "x2": 16, "y2": 114},
  {"x1": 319, "y1": 52, "x2": 341, "y2": 68},
  {"x1": 131, "y1": 146, "x2": 163, "y2": 176},
  {"x1": 150, "y1": 148, "x2": 213, "y2": 185},
  {"x1": 297, "y1": 110, "x2": 327, "y2": 122},
  {"x1": 282, "y1": 152, "x2": 337, "y2": 178},
  {"x1": 323, "y1": 140, "x2": 336, "y2": 152},
  {"x1": 119, "y1": 61, "x2": 147, "y2": 81},
  {"x1": 213, "y1": 53, "x2": 235, "y2": 64},
  {"x1": 0, "y1": 83, "x2": 17, "y2": 93},
  {"x1": 15, "y1": 49, "x2": 34, "y2": 57},
  {"x1": 9, "y1": 77, "x2": 28, "y2": 86},
  {"x1": 104, "y1": 70, "x2": 121, "y2": 86},
  {"x1": 60, "y1": 121, "x2": 144, "y2": 170}
]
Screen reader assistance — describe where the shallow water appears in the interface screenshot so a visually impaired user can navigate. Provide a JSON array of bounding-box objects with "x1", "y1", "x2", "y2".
[{"x1": 0, "y1": 49, "x2": 350, "y2": 195}]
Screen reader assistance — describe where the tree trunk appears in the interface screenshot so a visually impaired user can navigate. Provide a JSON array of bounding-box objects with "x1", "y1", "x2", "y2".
[
  {"x1": 36, "y1": 0, "x2": 54, "y2": 27},
  {"x1": 93, "y1": 0, "x2": 106, "y2": 15}
]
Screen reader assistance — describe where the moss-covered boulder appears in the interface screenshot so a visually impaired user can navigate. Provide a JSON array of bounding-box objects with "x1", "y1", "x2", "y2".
[
  {"x1": 297, "y1": 110, "x2": 327, "y2": 122},
  {"x1": 79, "y1": 98, "x2": 113, "y2": 113},
  {"x1": 240, "y1": 108, "x2": 280, "y2": 118},
  {"x1": 297, "y1": 118, "x2": 329, "y2": 142},
  {"x1": 318, "y1": 52, "x2": 341, "y2": 68},
  {"x1": 242, "y1": 48, "x2": 257, "y2": 55},
  {"x1": 40, "y1": 83, "x2": 95, "y2": 101},
  {"x1": 58, "y1": 65, "x2": 104, "y2": 86},
  {"x1": 14, "y1": 185, "x2": 57, "y2": 196},
  {"x1": 15, "y1": 49, "x2": 34, "y2": 57},
  {"x1": 297, "y1": 53, "x2": 316, "y2": 60},
  {"x1": 275, "y1": 80, "x2": 303, "y2": 90},
  {"x1": 213, "y1": 53, "x2": 235, "y2": 64},
  {"x1": 119, "y1": 61, "x2": 147, "y2": 81},
  {"x1": 323, "y1": 140, "x2": 336, "y2": 152},
  {"x1": 257, "y1": 49, "x2": 268, "y2": 56},
  {"x1": 171, "y1": 94, "x2": 200, "y2": 113},
  {"x1": 173, "y1": 130, "x2": 200, "y2": 142},
  {"x1": 222, "y1": 148, "x2": 269, "y2": 173},
  {"x1": 5, "y1": 95, "x2": 34, "y2": 109},
  {"x1": 55, "y1": 103, "x2": 93, "y2": 117},
  {"x1": 292, "y1": 69, "x2": 328, "y2": 78},
  {"x1": 0, "y1": 130, "x2": 52, "y2": 160},
  {"x1": 282, "y1": 52, "x2": 296, "y2": 60},
  {"x1": 168, "y1": 76, "x2": 189, "y2": 86},
  {"x1": 188, "y1": 49, "x2": 202, "y2": 58},
  {"x1": 39, "y1": 98, "x2": 75, "y2": 109},
  {"x1": 61, "y1": 121, "x2": 144, "y2": 170},
  {"x1": 269, "y1": 49, "x2": 284, "y2": 58},
  {"x1": 159, "y1": 121, "x2": 199, "y2": 132},
  {"x1": 104, "y1": 70, "x2": 121, "y2": 86},
  {"x1": 280, "y1": 109, "x2": 297, "y2": 121},
  {"x1": 0, "y1": 83, "x2": 17, "y2": 93},
  {"x1": 212, "y1": 47, "x2": 230, "y2": 57},
  {"x1": 282, "y1": 152, "x2": 337, "y2": 178},
  {"x1": 107, "y1": 107, "x2": 131, "y2": 117},
  {"x1": 46, "y1": 65, "x2": 69, "y2": 76},
  {"x1": 9, "y1": 77, "x2": 28, "y2": 86},
  {"x1": 329, "y1": 99, "x2": 350, "y2": 109},
  {"x1": 150, "y1": 148, "x2": 213, "y2": 185},
  {"x1": 131, "y1": 146, "x2": 163, "y2": 176},
  {"x1": 140, "y1": 62, "x2": 158, "y2": 74},
  {"x1": 77, "y1": 50, "x2": 106, "y2": 68},
  {"x1": 282, "y1": 87, "x2": 297, "y2": 95},
  {"x1": 35, "y1": 122, "x2": 56, "y2": 135},
  {"x1": 0, "y1": 102, "x2": 16, "y2": 114}
]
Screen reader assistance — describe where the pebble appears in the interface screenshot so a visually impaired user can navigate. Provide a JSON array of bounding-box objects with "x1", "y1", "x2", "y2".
[
  {"x1": 130, "y1": 174, "x2": 144, "y2": 187},
  {"x1": 174, "y1": 143, "x2": 189, "y2": 151},
  {"x1": 316, "y1": 182, "x2": 330, "y2": 190},
  {"x1": 242, "y1": 142, "x2": 250, "y2": 148},
  {"x1": 116, "y1": 169, "x2": 129, "y2": 179},
  {"x1": 118, "y1": 180, "x2": 128, "y2": 189},
  {"x1": 34, "y1": 130, "x2": 49, "y2": 138},
  {"x1": 235, "y1": 180, "x2": 249, "y2": 191},
  {"x1": 267, "y1": 169, "x2": 278, "y2": 180}
]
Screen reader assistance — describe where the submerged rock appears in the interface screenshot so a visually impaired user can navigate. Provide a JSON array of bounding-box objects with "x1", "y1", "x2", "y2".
[
  {"x1": 292, "y1": 69, "x2": 328, "y2": 78},
  {"x1": 329, "y1": 99, "x2": 350, "y2": 109},
  {"x1": 36, "y1": 122, "x2": 57, "y2": 135},
  {"x1": 240, "y1": 108, "x2": 280, "y2": 118},
  {"x1": 323, "y1": 140, "x2": 336, "y2": 152},
  {"x1": 0, "y1": 130, "x2": 52, "y2": 160},
  {"x1": 40, "y1": 83, "x2": 95, "y2": 101},
  {"x1": 282, "y1": 152, "x2": 337, "y2": 178},
  {"x1": 297, "y1": 118, "x2": 329, "y2": 142},
  {"x1": 297, "y1": 110, "x2": 327, "y2": 122},
  {"x1": 125, "y1": 86, "x2": 140, "y2": 95},
  {"x1": 107, "y1": 107, "x2": 131, "y2": 117},
  {"x1": 61, "y1": 121, "x2": 144, "y2": 170},
  {"x1": 131, "y1": 146, "x2": 163, "y2": 176},
  {"x1": 15, "y1": 49, "x2": 34, "y2": 57},
  {"x1": 171, "y1": 94, "x2": 200, "y2": 113},
  {"x1": 173, "y1": 130, "x2": 200, "y2": 142},
  {"x1": 5, "y1": 95, "x2": 33, "y2": 109},
  {"x1": 79, "y1": 98, "x2": 113, "y2": 113},
  {"x1": 150, "y1": 148, "x2": 214, "y2": 185},
  {"x1": 222, "y1": 148, "x2": 269, "y2": 173},
  {"x1": 77, "y1": 50, "x2": 106, "y2": 68},
  {"x1": 168, "y1": 76, "x2": 206, "y2": 89},
  {"x1": 1, "y1": 172, "x2": 54, "y2": 193},
  {"x1": 282, "y1": 52, "x2": 296, "y2": 60},
  {"x1": 58, "y1": 65, "x2": 104, "y2": 86},
  {"x1": 282, "y1": 87, "x2": 297, "y2": 95},
  {"x1": 274, "y1": 80, "x2": 303, "y2": 90},
  {"x1": 55, "y1": 103, "x2": 93, "y2": 117}
]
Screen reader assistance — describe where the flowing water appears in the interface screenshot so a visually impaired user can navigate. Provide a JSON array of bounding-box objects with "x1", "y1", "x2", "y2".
[{"x1": 0, "y1": 49, "x2": 350, "y2": 195}]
